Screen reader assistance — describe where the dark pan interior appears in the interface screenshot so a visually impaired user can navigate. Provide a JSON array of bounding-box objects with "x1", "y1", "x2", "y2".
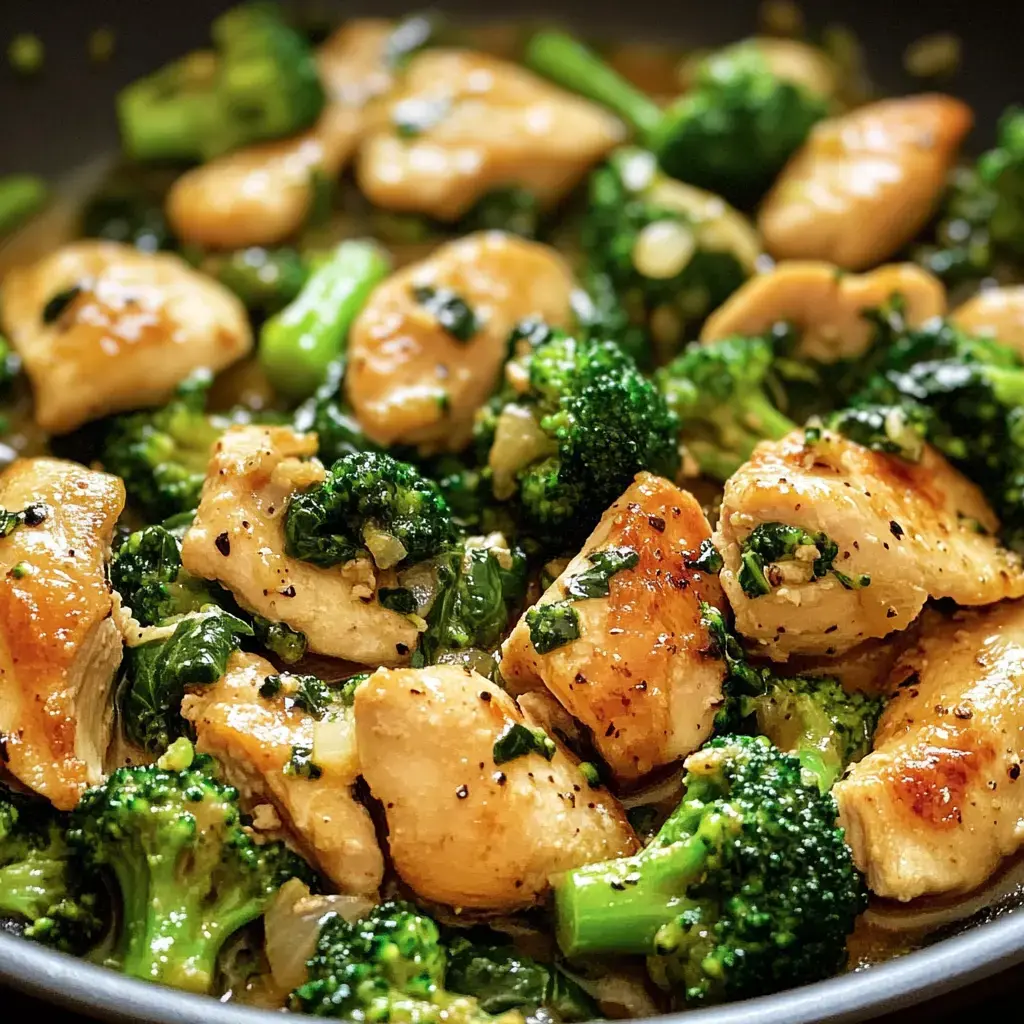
[{"x1": 0, "y1": 0, "x2": 1022, "y2": 1020}]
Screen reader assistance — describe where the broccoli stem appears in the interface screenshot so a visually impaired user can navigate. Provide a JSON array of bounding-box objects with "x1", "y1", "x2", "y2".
[
  {"x1": 259, "y1": 240, "x2": 391, "y2": 400},
  {"x1": 525, "y1": 31, "x2": 662, "y2": 139},
  {"x1": 0, "y1": 174, "x2": 48, "y2": 235},
  {"x1": 555, "y1": 836, "x2": 707, "y2": 957}
]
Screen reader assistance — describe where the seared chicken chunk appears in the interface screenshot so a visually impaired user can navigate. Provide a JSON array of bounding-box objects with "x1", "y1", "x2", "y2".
[
  {"x1": 167, "y1": 21, "x2": 394, "y2": 249},
  {"x1": 180, "y1": 425, "x2": 419, "y2": 666},
  {"x1": 759, "y1": 95, "x2": 972, "y2": 270},
  {"x1": 700, "y1": 261, "x2": 946, "y2": 363},
  {"x1": 714, "y1": 430, "x2": 1024, "y2": 660},
  {"x1": 502, "y1": 474, "x2": 727, "y2": 784},
  {"x1": 952, "y1": 286, "x2": 1024, "y2": 356},
  {"x1": 0, "y1": 458, "x2": 124, "y2": 809},
  {"x1": 0, "y1": 241, "x2": 251, "y2": 433},
  {"x1": 182, "y1": 652, "x2": 383, "y2": 894},
  {"x1": 346, "y1": 232, "x2": 575, "y2": 451},
  {"x1": 356, "y1": 49, "x2": 624, "y2": 221},
  {"x1": 355, "y1": 664, "x2": 638, "y2": 911},
  {"x1": 835, "y1": 602, "x2": 1024, "y2": 900}
]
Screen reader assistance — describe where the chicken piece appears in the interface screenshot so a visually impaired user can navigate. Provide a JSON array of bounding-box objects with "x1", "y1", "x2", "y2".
[
  {"x1": 759, "y1": 95, "x2": 972, "y2": 270},
  {"x1": 714, "y1": 429, "x2": 1024, "y2": 660},
  {"x1": 699, "y1": 261, "x2": 946, "y2": 363},
  {"x1": 785, "y1": 631, "x2": 917, "y2": 698},
  {"x1": 182, "y1": 651, "x2": 383, "y2": 894},
  {"x1": 167, "y1": 21, "x2": 394, "y2": 249},
  {"x1": 0, "y1": 458, "x2": 125, "y2": 809},
  {"x1": 356, "y1": 49, "x2": 624, "y2": 221},
  {"x1": 180, "y1": 425, "x2": 419, "y2": 666},
  {"x1": 952, "y1": 286, "x2": 1024, "y2": 356},
  {"x1": 355, "y1": 664, "x2": 638, "y2": 911},
  {"x1": 0, "y1": 241, "x2": 251, "y2": 434},
  {"x1": 345, "y1": 232, "x2": 575, "y2": 451},
  {"x1": 501, "y1": 473, "x2": 727, "y2": 784},
  {"x1": 835, "y1": 602, "x2": 1024, "y2": 900}
]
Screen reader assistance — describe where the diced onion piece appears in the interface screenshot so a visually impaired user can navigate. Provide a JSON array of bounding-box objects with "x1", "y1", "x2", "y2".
[
  {"x1": 312, "y1": 712, "x2": 358, "y2": 777},
  {"x1": 264, "y1": 880, "x2": 377, "y2": 992},
  {"x1": 488, "y1": 404, "x2": 557, "y2": 501},
  {"x1": 362, "y1": 523, "x2": 407, "y2": 570},
  {"x1": 632, "y1": 219, "x2": 696, "y2": 280}
]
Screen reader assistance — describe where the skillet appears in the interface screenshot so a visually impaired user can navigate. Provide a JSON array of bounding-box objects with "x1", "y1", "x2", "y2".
[{"x1": 0, "y1": 0, "x2": 1021, "y2": 1020}]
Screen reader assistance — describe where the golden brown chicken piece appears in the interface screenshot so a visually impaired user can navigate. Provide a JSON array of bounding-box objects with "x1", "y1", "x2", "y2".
[
  {"x1": 0, "y1": 458, "x2": 124, "y2": 809},
  {"x1": 759, "y1": 95, "x2": 972, "y2": 270},
  {"x1": 355, "y1": 664, "x2": 638, "y2": 911},
  {"x1": 167, "y1": 21, "x2": 394, "y2": 249},
  {"x1": 356, "y1": 49, "x2": 624, "y2": 221},
  {"x1": 182, "y1": 652, "x2": 383, "y2": 894},
  {"x1": 180, "y1": 425, "x2": 419, "y2": 666},
  {"x1": 699, "y1": 261, "x2": 946, "y2": 363},
  {"x1": 714, "y1": 429, "x2": 1024, "y2": 660},
  {"x1": 345, "y1": 232, "x2": 575, "y2": 451},
  {"x1": 835, "y1": 602, "x2": 1024, "y2": 900},
  {"x1": 952, "y1": 286, "x2": 1024, "y2": 356},
  {"x1": 501, "y1": 474, "x2": 727, "y2": 784},
  {"x1": 0, "y1": 241, "x2": 251, "y2": 433}
]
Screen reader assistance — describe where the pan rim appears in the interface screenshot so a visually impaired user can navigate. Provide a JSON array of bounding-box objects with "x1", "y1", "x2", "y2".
[{"x1": 1, "y1": 908, "x2": 1022, "y2": 1024}]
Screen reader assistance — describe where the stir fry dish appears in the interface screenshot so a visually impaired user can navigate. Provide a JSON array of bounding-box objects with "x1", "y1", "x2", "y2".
[{"x1": 2, "y1": 4, "x2": 1024, "y2": 1016}]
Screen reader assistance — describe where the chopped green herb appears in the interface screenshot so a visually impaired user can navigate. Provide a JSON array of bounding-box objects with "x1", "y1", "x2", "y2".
[
  {"x1": 379, "y1": 587, "x2": 418, "y2": 614},
  {"x1": 685, "y1": 538, "x2": 724, "y2": 575},
  {"x1": 412, "y1": 285, "x2": 480, "y2": 342},
  {"x1": 42, "y1": 285, "x2": 83, "y2": 324},
  {"x1": 833, "y1": 570, "x2": 871, "y2": 590},
  {"x1": 284, "y1": 744, "x2": 322, "y2": 779},
  {"x1": 8, "y1": 561, "x2": 29, "y2": 579},
  {"x1": 564, "y1": 546, "x2": 639, "y2": 600},
  {"x1": 251, "y1": 615, "x2": 307, "y2": 664},
  {"x1": 259, "y1": 673, "x2": 346, "y2": 718},
  {"x1": 526, "y1": 601, "x2": 580, "y2": 654},
  {"x1": 492, "y1": 721, "x2": 557, "y2": 765},
  {"x1": 577, "y1": 761, "x2": 602, "y2": 787},
  {"x1": 0, "y1": 502, "x2": 49, "y2": 538}
]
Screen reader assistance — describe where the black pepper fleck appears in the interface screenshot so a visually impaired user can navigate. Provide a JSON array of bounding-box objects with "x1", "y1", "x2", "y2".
[
  {"x1": 456, "y1": 784, "x2": 469, "y2": 799},
  {"x1": 215, "y1": 532, "x2": 231, "y2": 556}
]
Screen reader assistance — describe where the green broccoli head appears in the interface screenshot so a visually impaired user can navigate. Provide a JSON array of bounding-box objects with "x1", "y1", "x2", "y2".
[
  {"x1": 651, "y1": 43, "x2": 829, "y2": 206},
  {"x1": 118, "y1": 1, "x2": 324, "y2": 162},
  {"x1": 481, "y1": 326, "x2": 679, "y2": 542},
  {"x1": 739, "y1": 674, "x2": 882, "y2": 792},
  {"x1": 99, "y1": 373, "x2": 223, "y2": 522},
  {"x1": 554, "y1": 734, "x2": 866, "y2": 1006},
  {"x1": 68, "y1": 747, "x2": 316, "y2": 993},
  {"x1": 110, "y1": 524, "x2": 216, "y2": 627},
  {"x1": 285, "y1": 450, "x2": 456, "y2": 570},
  {"x1": 582, "y1": 148, "x2": 756, "y2": 363},
  {"x1": 917, "y1": 105, "x2": 1024, "y2": 283},
  {"x1": 291, "y1": 901, "x2": 499, "y2": 1022},
  {"x1": 824, "y1": 404, "x2": 929, "y2": 462},
  {"x1": 0, "y1": 787, "x2": 105, "y2": 954},
  {"x1": 655, "y1": 334, "x2": 796, "y2": 480},
  {"x1": 213, "y1": 246, "x2": 309, "y2": 317}
]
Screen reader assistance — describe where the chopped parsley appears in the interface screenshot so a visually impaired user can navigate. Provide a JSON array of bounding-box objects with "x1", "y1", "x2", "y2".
[
  {"x1": 492, "y1": 721, "x2": 557, "y2": 765},
  {"x1": 685, "y1": 538, "x2": 724, "y2": 575},
  {"x1": 412, "y1": 285, "x2": 480, "y2": 342},
  {"x1": 526, "y1": 601, "x2": 580, "y2": 654},
  {"x1": 284, "y1": 744, "x2": 322, "y2": 780},
  {"x1": 565, "y1": 546, "x2": 639, "y2": 600}
]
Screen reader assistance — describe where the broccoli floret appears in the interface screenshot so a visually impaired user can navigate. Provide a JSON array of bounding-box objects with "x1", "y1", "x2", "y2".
[
  {"x1": 68, "y1": 745, "x2": 315, "y2": 993},
  {"x1": 289, "y1": 901, "x2": 506, "y2": 1022},
  {"x1": 213, "y1": 246, "x2": 309, "y2": 317},
  {"x1": 446, "y1": 934, "x2": 597, "y2": 1021},
  {"x1": 525, "y1": 602, "x2": 580, "y2": 654},
  {"x1": 459, "y1": 188, "x2": 541, "y2": 239},
  {"x1": 119, "y1": 610, "x2": 254, "y2": 754},
  {"x1": 823, "y1": 404, "x2": 929, "y2": 462},
  {"x1": 553, "y1": 734, "x2": 866, "y2": 1006},
  {"x1": 410, "y1": 536, "x2": 527, "y2": 672},
  {"x1": 739, "y1": 674, "x2": 882, "y2": 793},
  {"x1": 655, "y1": 335, "x2": 796, "y2": 480},
  {"x1": 98, "y1": 373, "x2": 225, "y2": 522},
  {"x1": 526, "y1": 33, "x2": 827, "y2": 206},
  {"x1": 285, "y1": 450, "x2": 455, "y2": 570},
  {"x1": 582, "y1": 148, "x2": 756, "y2": 363},
  {"x1": 118, "y1": 2, "x2": 324, "y2": 162},
  {"x1": 737, "y1": 522, "x2": 870, "y2": 597},
  {"x1": 251, "y1": 615, "x2": 308, "y2": 664},
  {"x1": 110, "y1": 524, "x2": 214, "y2": 626},
  {"x1": 916, "y1": 106, "x2": 1024, "y2": 283},
  {"x1": 479, "y1": 326, "x2": 679, "y2": 542},
  {"x1": 0, "y1": 787, "x2": 104, "y2": 954},
  {"x1": 846, "y1": 314, "x2": 1024, "y2": 550}
]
